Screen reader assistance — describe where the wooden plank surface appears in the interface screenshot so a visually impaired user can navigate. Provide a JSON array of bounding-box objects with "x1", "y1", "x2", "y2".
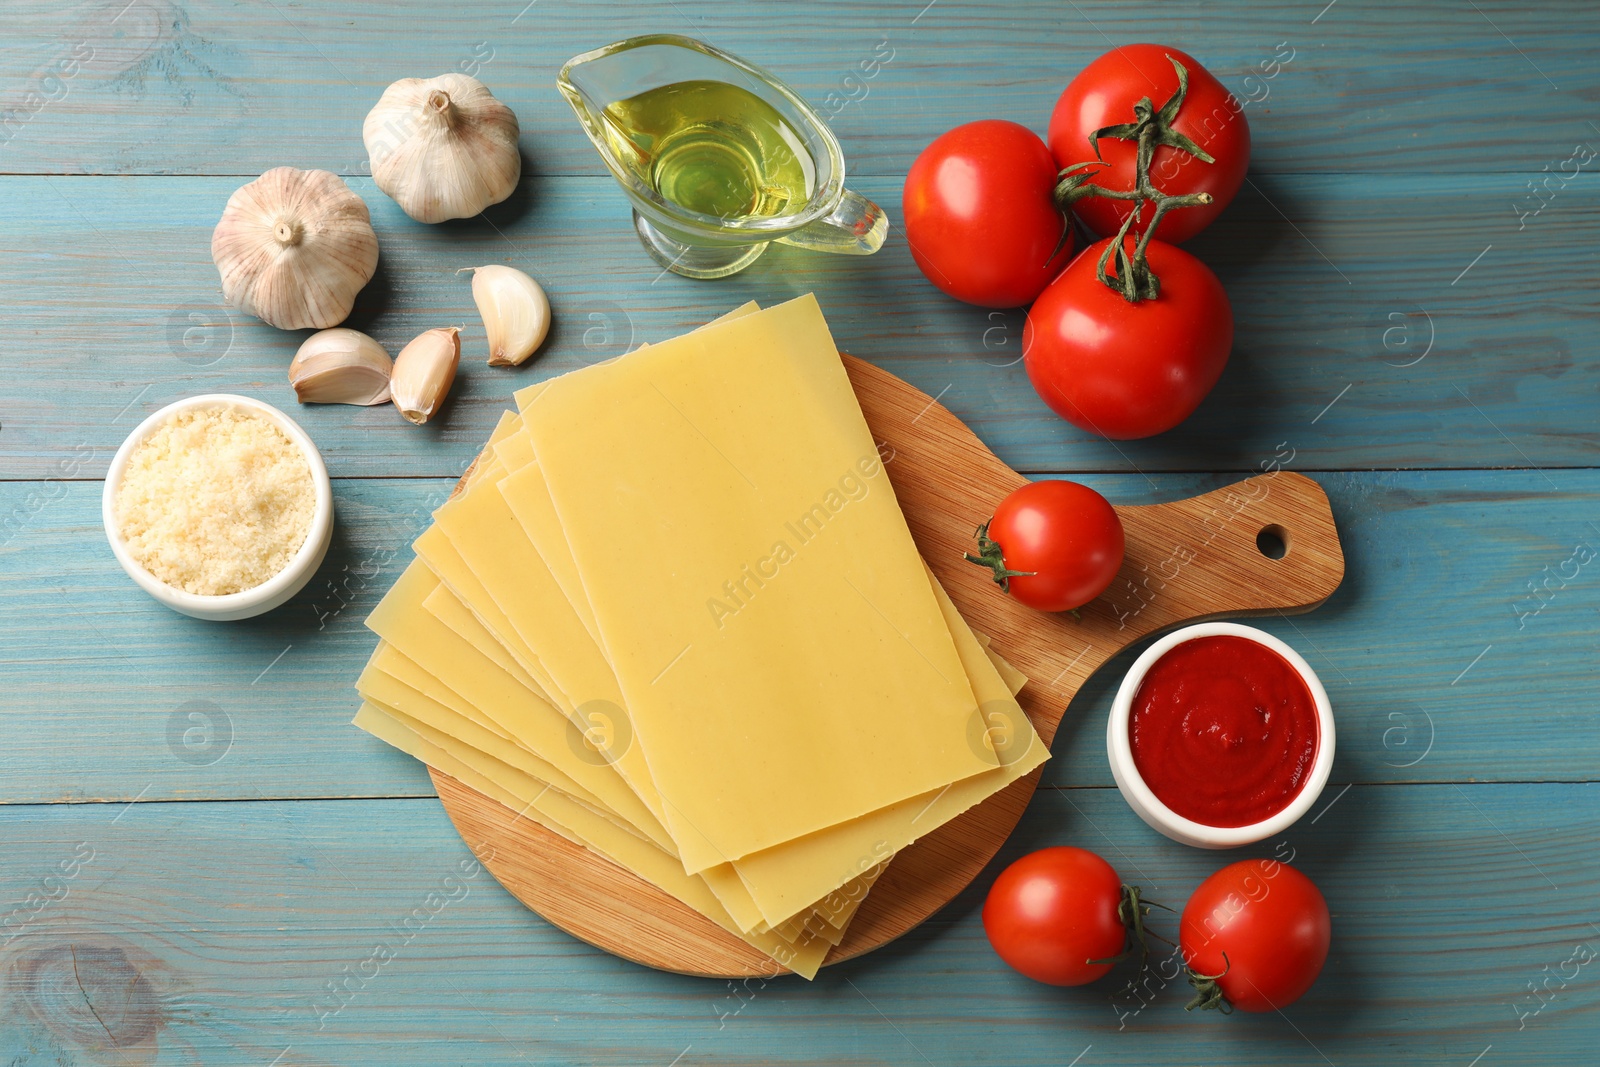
[
  {"x1": 0, "y1": 786, "x2": 1594, "y2": 1065},
  {"x1": 0, "y1": 1, "x2": 1594, "y2": 176},
  {"x1": 0, "y1": 172, "x2": 1595, "y2": 477},
  {"x1": 3, "y1": 468, "x2": 1596, "y2": 799},
  {"x1": 1, "y1": 0, "x2": 1596, "y2": 1062}
]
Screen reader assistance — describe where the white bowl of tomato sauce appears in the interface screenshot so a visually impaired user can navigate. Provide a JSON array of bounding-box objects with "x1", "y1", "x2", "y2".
[{"x1": 1107, "y1": 622, "x2": 1335, "y2": 849}]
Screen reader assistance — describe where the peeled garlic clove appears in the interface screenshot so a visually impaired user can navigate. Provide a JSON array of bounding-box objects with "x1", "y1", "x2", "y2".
[
  {"x1": 364, "y1": 74, "x2": 521, "y2": 224},
  {"x1": 289, "y1": 328, "x2": 393, "y2": 406},
  {"x1": 468, "y1": 265, "x2": 550, "y2": 367},
  {"x1": 391, "y1": 327, "x2": 461, "y2": 425},
  {"x1": 211, "y1": 167, "x2": 379, "y2": 330}
]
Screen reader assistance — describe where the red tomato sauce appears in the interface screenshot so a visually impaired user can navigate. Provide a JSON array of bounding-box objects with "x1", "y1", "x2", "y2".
[{"x1": 1129, "y1": 635, "x2": 1318, "y2": 827}]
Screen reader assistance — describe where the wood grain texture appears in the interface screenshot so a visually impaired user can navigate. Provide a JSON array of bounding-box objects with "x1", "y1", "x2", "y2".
[
  {"x1": 4, "y1": 468, "x2": 1597, "y2": 804},
  {"x1": 430, "y1": 355, "x2": 1343, "y2": 978},
  {"x1": 0, "y1": 0, "x2": 1595, "y2": 1060},
  {"x1": 1, "y1": 786, "x2": 1596, "y2": 1065},
  {"x1": 1, "y1": 172, "x2": 1594, "y2": 478},
  {"x1": 0, "y1": 1, "x2": 1594, "y2": 176}
]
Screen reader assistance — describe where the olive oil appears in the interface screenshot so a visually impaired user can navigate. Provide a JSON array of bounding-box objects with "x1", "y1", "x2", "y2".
[{"x1": 600, "y1": 80, "x2": 816, "y2": 220}]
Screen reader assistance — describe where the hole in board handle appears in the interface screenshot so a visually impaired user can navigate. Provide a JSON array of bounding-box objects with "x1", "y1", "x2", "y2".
[{"x1": 1256, "y1": 524, "x2": 1289, "y2": 560}]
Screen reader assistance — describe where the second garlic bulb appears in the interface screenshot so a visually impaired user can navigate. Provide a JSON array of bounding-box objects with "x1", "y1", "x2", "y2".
[
  {"x1": 364, "y1": 73, "x2": 521, "y2": 223},
  {"x1": 211, "y1": 168, "x2": 379, "y2": 331}
]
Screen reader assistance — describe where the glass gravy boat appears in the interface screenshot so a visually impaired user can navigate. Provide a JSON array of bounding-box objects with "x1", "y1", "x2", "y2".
[{"x1": 558, "y1": 34, "x2": 888, "y2": 279}]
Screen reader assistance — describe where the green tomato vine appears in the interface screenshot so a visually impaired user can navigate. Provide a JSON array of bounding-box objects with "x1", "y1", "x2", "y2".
[{"x1": 1053, "y1": 55, "x2": 1216, "y2": 302}]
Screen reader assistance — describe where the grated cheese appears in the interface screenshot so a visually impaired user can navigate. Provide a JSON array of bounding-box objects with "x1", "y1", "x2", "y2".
[{"x1": 115, "y1": 406, "x2": 315, "y2": 596}]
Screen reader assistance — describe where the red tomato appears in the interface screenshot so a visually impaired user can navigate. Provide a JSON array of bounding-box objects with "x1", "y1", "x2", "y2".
[
  {"x1": 1179, "y1": 859, "x2": 1331, "y2": 1013},
  {"x1": 1047, "y1": 44, "x2": 1250, "y2": 244},
  {"x1": 968, "y1": 480, "x2": 1124, "y2": 612},
  {"x1": 903, "y1": 120, "x2": 1074, "y2": 308},
  {"x1": 1023, "y1": 236, "x2": 1231, "y2": 439},
  {"x1": 983, "y1": 847, "x2": 1128, "y2": 986}
]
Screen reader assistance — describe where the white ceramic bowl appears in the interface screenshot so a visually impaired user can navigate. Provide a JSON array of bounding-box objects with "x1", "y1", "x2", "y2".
[
  {"x1": 1106, "y1": 621, "x2": 1335, "y2": 849},
  {"x1": 102, "y1": 394, "x2": 333, "y2": 621}
]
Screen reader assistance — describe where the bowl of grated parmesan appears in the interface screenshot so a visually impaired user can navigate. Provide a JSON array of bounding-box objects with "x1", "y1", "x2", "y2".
[{"x1": 102, "y1": 394, "x2": 333, "y2": 620}]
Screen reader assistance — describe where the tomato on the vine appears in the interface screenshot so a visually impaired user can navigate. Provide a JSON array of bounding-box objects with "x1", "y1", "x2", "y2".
[
  {"x1": 983, "y1": 847, "x2": 1152, "y2": 986},
  {"x1": 1023, "y1": 236, "x2": 1231, "y2": 439},
  {"x1": 903, "y1": 120, "x2": 1074, "y2": 308},
  {"x1": 1047, "y1": 44, "x2": 1249, "y2": 244},
  {"x1": 966, "y1": 480, "x2": 1124, "y2": 612},
  {"x1": 1179, "y1": 859, "x2": 1331, "y2": 1013}
]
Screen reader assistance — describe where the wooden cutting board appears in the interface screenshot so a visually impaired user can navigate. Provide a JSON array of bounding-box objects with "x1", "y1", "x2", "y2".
[{"x1": 430, "y1": 354, "x2": 1345, "y2": 977}]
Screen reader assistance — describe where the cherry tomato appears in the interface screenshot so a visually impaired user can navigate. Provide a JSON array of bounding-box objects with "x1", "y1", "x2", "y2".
[
  {"x1": 1179, "y1": 859, "x2": 1331, "y2": 1013},
  {"x1": 1047, "y1": 44, "x2": 1249, "y2": 244},
  {"x1": 903, "y1": 120, "x2": 1074, "y2": 308},
  {"x1": 983, "y1": 847, "x2": 1128, "y2": 986},
  {"x1": 968, "y1": 480, "x2": 1124, "y2": 612},
  {"x1": 1023, "y1": 236, "x2": 1231, "y2": 439}
]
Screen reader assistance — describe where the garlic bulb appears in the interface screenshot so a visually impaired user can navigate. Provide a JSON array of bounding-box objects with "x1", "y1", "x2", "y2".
[
  {"x1": 467, "y1": 265, "x2": 550, "y2": 366},
  {"x1": 289, "y1": 329, "x2": 393, "y2": 405},
  {"x1": 391, "y1": 327, "x2": 461, "y2": 425},
  {"x1": 364, "y1": 74, "x2": 521, "y2": 223},
  {"x1": 211, "y1": 168, "x2": 379, "y2": 330}
]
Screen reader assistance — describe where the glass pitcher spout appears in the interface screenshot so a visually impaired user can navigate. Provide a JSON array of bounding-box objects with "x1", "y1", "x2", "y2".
[{"x1": 558, "y1": 34, "x2": 888, "y2": 279}]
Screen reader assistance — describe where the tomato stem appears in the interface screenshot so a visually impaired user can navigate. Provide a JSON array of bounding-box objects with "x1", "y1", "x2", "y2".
[
  {"x1": 1088, "y1": 884, "x2": 1172, "y2": 967},
  {"x1": 1120, "y1": 884, "x2": 1158, "y2": 962},
  {"x1": 964, "y1": 521, "x2": 1035, "y2": 592},
  {"x1": 1184, "y1": 952, "x2": 1235, "y2": 1013},
  {"x1": 1053, "y1": 55, "x2": 1216, "y2": 302}
]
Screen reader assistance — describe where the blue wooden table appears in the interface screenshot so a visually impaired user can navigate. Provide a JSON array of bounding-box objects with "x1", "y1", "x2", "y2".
[{"x1": 2, "y1": 1, "x2": 1597, "y2": 1063}]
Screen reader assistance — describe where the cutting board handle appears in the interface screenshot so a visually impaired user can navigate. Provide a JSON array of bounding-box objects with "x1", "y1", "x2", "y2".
[
  {"x1": 1033, "y1": 470, "x2": 1345, "y2": 742},
  {"x1": 845, "y1": 347, "x2": 1346, "y2": 748}
]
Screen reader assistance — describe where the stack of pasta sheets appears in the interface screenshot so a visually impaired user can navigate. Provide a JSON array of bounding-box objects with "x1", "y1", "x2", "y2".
[{"x1": 354, "y1": 295, "x2": 1048, "y2": 978}]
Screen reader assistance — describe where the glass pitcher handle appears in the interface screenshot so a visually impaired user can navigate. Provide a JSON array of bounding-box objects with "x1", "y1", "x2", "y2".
[{"x1": 777, "y1": 190, "x2": 889, "y2": 256}]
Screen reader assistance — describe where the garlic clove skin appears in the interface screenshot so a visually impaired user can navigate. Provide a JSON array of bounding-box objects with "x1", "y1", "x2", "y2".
[
  {"x1": 364, "y1": 74, "x2": 521, "y2": 224},
  {"x1": 211, "y1": 168, "x2": 379, "y2": 330},
  {"x1": 390, "y1": 327, "x2": 461, "y2": 425},
  {"x1": 289, "y1": 328, "x2": 394, "y2": 406},
  {"x1": 469, "y1": 265, "x2": 550, "y2": 367}
]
